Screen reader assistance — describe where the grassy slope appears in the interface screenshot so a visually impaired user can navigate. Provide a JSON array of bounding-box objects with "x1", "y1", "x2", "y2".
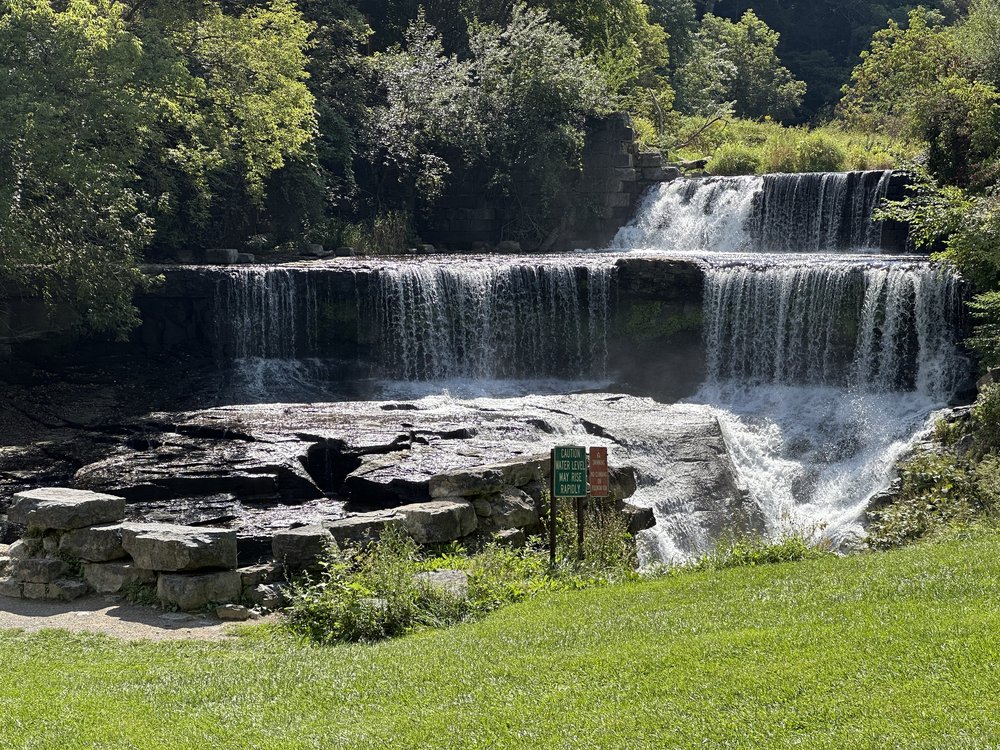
[{"x1": 2, "y1": 531, "x2": 999, "y2": 749}]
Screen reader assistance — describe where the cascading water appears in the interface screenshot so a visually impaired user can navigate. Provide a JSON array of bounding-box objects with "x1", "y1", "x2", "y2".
[
  {"x1": 370, "y1": 261, "x2": 613, "y2": 381},
  {"x1": 612, "y1": 170, "x2": 893, "y2": 253}
]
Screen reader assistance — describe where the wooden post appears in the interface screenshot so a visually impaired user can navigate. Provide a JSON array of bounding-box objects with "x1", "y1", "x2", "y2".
[
  {"x1": 576, "y1": 496, "x2": 585, "y2": 561},
  {"x1": 549, "y1": 449, "x2": 557, "y2": 567}
]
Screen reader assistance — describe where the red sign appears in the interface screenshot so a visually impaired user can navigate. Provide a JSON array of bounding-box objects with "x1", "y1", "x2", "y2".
[{"x1": 589, "y1": 447, "x2": 609, "y2": 497}]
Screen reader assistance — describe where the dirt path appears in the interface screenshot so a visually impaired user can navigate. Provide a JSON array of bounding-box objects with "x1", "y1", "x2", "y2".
[{"x1": 0, "y1": 595, "x2": 250, "y2": 641}]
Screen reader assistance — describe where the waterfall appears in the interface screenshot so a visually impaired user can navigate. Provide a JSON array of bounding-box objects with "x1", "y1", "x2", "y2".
[
  {"x1": 370, "y1": 261, "x2": 614, "y2": 380},
  {"x1": 214, "y1": 268, "x2": 313, "y2": 360},
  {"x1": 677, "y1": 258, "x2": 967, "y2": 555},
  {"x1": 612, "y1": 170, "x2": 894, "y2": 253}
]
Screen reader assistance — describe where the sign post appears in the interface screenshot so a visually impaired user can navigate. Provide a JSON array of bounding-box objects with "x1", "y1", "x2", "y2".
[{"x1": 551, "y1": 446, "x2": 587, "y2": 566}]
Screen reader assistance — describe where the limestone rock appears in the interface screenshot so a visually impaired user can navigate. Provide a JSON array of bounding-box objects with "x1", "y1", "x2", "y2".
[
  {"x1": 238, "y1": 562, "x2": 281, "y2": 588},
  {"x1": 9, "y1": 488, "x2": 125, "y2": 531},
  {"x1": 216, "y1": 604, "x2": 251, "y2": 621},
  {"x1": 22, "y1": 582, "x2": 47, "y2": 599},
  {"x1": 0, "y1": 577, "x2": 23, "y2": 598},
  {"x1": 494, "y1": 528, "x2": 525, "y2": 548},
  {"x1": 620, "y1": 501, "x2": 655, "y2": 535},
  {"x1": 204, "y1": 248, "x2": 238, "y2": 264},
  {"x1": 324, "y1": 511, "x2": 405, "y2": 547},
  {"x1": 59, "y1": 524, "x2": 127, "y2": 562},
  {"x1": 122, "y1": 523, "x2": 238, "y2": 572},
  {"x1": 399, "y1": 499, "x2": 477, "y2": 544},
  {"x1": 429, "y1": 456, "x2": 548, "y2": 499},
  {"x1": 8, "y1": 538, "x2": 40, "y2": 560},
  {"x1": 272, "y1": 525, "x2": 335, "y2": 574},
  {"x1": 414, "y1": 569, "x2": 469, "y2": 599},
  {"x1": 47, "y1": 579, "x2": 89, "y2": 601},
  {"x1": 157, "y1": 571, "x2": 242, "y2": 611},
  {"x1": 0, "y1": 556, "x2": 10, "y2": 577},
  {"x1": 490, "y1": 488, "x2": 539, "y2": 529},
  {"x1": 83, "y1": 561, "x2": 156, "y2": 594},
  {"x1": 14, "y1": 557, "x2": 68, "y2": 584},
  {"x1": 246, "y1": 583, "x2": 286, "y2": 610}
]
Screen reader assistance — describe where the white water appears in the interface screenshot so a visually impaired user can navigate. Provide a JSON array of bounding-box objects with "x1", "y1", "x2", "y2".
[{"x1": 612, "y1": 170, "x2": 893, "y2": 254}]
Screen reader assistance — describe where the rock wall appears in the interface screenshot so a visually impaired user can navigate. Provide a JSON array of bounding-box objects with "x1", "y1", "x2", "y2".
[{"x1": 423, "y1": 114, "x2": 680, "y2": 252}]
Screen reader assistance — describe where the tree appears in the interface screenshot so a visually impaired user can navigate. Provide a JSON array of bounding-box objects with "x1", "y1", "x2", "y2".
[
  {"x1": 648, "y1": 0, "x2": 697, "y2": 72},
  {"x1": 676, "y1": 11, "x2": 805, "y2": 120}
]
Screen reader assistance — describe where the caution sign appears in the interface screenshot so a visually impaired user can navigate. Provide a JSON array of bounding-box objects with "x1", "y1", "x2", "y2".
[
  {"x1": 589, "y1": 447, "x2": 610, "y2": 497},
  {"x1": 552, "y1": 445, "x2": 587, "y2": 497}
]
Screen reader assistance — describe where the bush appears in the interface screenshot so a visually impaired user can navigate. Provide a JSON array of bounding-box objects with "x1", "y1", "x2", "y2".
[
  {"x1": 758, "y1": 132, "x2": 799, "y2": 173},
  {"x1": 707, "y1": 142, "x2": 762, "y2": 175},
  {"x1": 970, "y1": 383, "x2": 1000, "y2": 456},
  {"x1": 691, "y1": 534, "x2": 823, "y2": 571},
  {"x1": 795, "y1": 133, "x2": 847, "y2": 172}
]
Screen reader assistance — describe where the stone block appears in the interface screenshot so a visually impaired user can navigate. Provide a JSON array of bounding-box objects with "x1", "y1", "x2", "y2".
[
  {"x1": 272, "y1": 525, "x2": 335, "y2": 574},
  {"x1": 0, "y1": 577, "x2": 23, "y2": 598},
  {"x1": 7, "y1": 538, "x2": 40, "y2": 560},
  {"x1": 22, "y1": 582, "x2": 47, "y2": 599},
  {"x1": 122, "y1": 523, "x2": 238, "y2": 572},
  {"x1": 238, "y1": 562, "x2": 282, "y2": 588},
  {"x1": 399, "y1": 500, "x2": 477, "y2": 545},
  {"x1": 47, "y1": 579, "x2": 89, "y2": 601},
  {"x1": 14, "y1": 557, "x2": 68, "y2": 584},
  {"x1": 236, "y1": 252, "x2": 255, "y2": 264},
  {"x1": 324, "y1": 511, "x2": 406, "y2": 547},
  {"x1": 83, "y1": 561, "x2": 156, "y2": 594},
  {"x1": 157, "y1": 571, "x2": 242, "y2": 611},
  {"x1": 246, "y1": 583, "x2": 286, "y2": 610},
  {"x1": 60, "y1": 524, "x2": 127, "y2": 562},
  {"x1": 9, "y1": 488, "x2": 126, "y2": 531},
  {"x1": 494, "y1": 528, "x2": 526, "y2": 548},
  {"x1": 204, "y1": 248, "x2": 238, "y2": 264},
  {"x1": 430, "y1": 456, "x2": 548, "y2": 498}
]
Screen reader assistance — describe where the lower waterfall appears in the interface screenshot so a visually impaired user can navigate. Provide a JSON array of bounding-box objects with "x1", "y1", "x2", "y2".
[{"x1": 659, "y1": 257, "x2": 969, "y2": 558}]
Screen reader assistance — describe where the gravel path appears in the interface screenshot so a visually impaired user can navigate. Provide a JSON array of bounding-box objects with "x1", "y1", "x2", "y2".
[{"x1": 0, "y1": 595, "x2": 249, "y2": 641}]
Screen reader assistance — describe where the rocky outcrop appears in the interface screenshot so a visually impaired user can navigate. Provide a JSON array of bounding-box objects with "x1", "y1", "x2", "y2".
[
  {"x1": 399, "y1": 500, "x2": 478, "y2": 545},
  {"x1": 271, "y1": 525, "x2": 335, "y2": 574}
]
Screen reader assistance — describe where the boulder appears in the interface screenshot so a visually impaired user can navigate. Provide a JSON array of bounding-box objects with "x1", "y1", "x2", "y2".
[
  {"x1": 272, "y1": 525, "x2": 335, "y2": 574},
  {"x1": 235, "y1": 253, "x2": 255, "y2": 264},
  {"x1": 246, "y1": 583, "x2": 286, "y2": 610},
  {"x1": 122, "y1": 523, "x2": 238, "y2": 572},
  {"x1": 59, "y1": 524, "x2": 127, "y2": 562},
  {"x1": 157, "y1": 571, "x2": 242, "y2": 611},
  {"x1": 22, "y1": 582, "x2": 47, "y2": 599},
  {"x1": 324, "y1": 511, "x2": 405, "y2": 547},
  {"x1": 8, "y1": 538, "x2": 40, "y2": 560},
  {"x1": 216, "y1": 604, "x2": 251, "y2": 621},
  {"x1": 0, "y1": 556, "x2": 9, "y2": 577},
  {"x1": 490, "y1": 488, "x2": 539, "y2": 529},
  {"x1": 9, "y1": 488, "x2": 125, "y2": 531},
  {"x1": 494, "y1": 528, "x2": 526, "y2": 548},
  {"x1": 399, "y1": 500, "x2": 477, "y2": 544},
  {"x1": 620, "y1": 501, "x2": 655, "y2": 536},
  {"x1": 83, "y1": 561, "x2": 156, "y2": 594},
  {"x1": 414, "y1": 569, "x2": 469, "y2": 599},
  {"x1": 13, "y1": 557, "x2": 68, "y2": 584}
]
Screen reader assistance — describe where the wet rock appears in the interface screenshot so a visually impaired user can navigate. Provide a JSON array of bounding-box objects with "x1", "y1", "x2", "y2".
[
  {"x1": 399, "y1": 499, "x2": 477, "y2": 544},
  {"x1": 122, "y1": 523, "x2": 238, "y2": 572},
  {"x1": 9, "y1": 488, "x2": 125, "y2": 531},
  {"x1": 324, "y1": 510, "x2": 405, "y2": 547},
  {"x1": 271, "y1": 525, "x2": 335, "y2": 574},
  {"x1": 236, "y1": 253, "x2": 255, "y2": 264},
  {"x1": 157, "y1": 571, "x2": 242, "y2": 610},
  {"x1": 59, "y1": 524, "x2": 127, "y2": 562},
  {"x1": 83, "y1": 561, "x2": 156, "y2": 594},
  {"x1": 414, "y1": 569, "x2": 469, "y2": 598},
  {"x1": 619, "y1": 501, "x2": 655, "y2": 535}
]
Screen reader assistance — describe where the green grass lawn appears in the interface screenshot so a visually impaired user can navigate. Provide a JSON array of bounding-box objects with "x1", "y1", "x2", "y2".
[{"x1": 2, "y1": 530, "x2": 1000, "y2": 750}]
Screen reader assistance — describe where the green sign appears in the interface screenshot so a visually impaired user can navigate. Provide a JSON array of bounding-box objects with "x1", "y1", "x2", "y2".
[{"x1": 552, "y1": 445, "x2": 588, "y2": 497}]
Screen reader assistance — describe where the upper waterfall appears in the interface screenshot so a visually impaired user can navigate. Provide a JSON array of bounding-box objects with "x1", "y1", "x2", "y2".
[{"x1": 612, "y1": 170, "x2": 894, "y2": 253}]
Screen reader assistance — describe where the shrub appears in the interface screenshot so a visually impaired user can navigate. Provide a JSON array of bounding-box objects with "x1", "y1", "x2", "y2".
[
  {"x1": 707, "y1": 142, "x2": 762, "y2": 175},
  {"x1": 692, "y1": 534, "x2": 822, "y2": 571},
  {"x1": 970, "y1": 383, "x2": 1000, "y2": 456},
  {"x1": 758, "y1": 132, "x2": 799, "y2": 173},
  {"x1": 795, "y1": 133, "x2": 847, "y2": 172}
]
